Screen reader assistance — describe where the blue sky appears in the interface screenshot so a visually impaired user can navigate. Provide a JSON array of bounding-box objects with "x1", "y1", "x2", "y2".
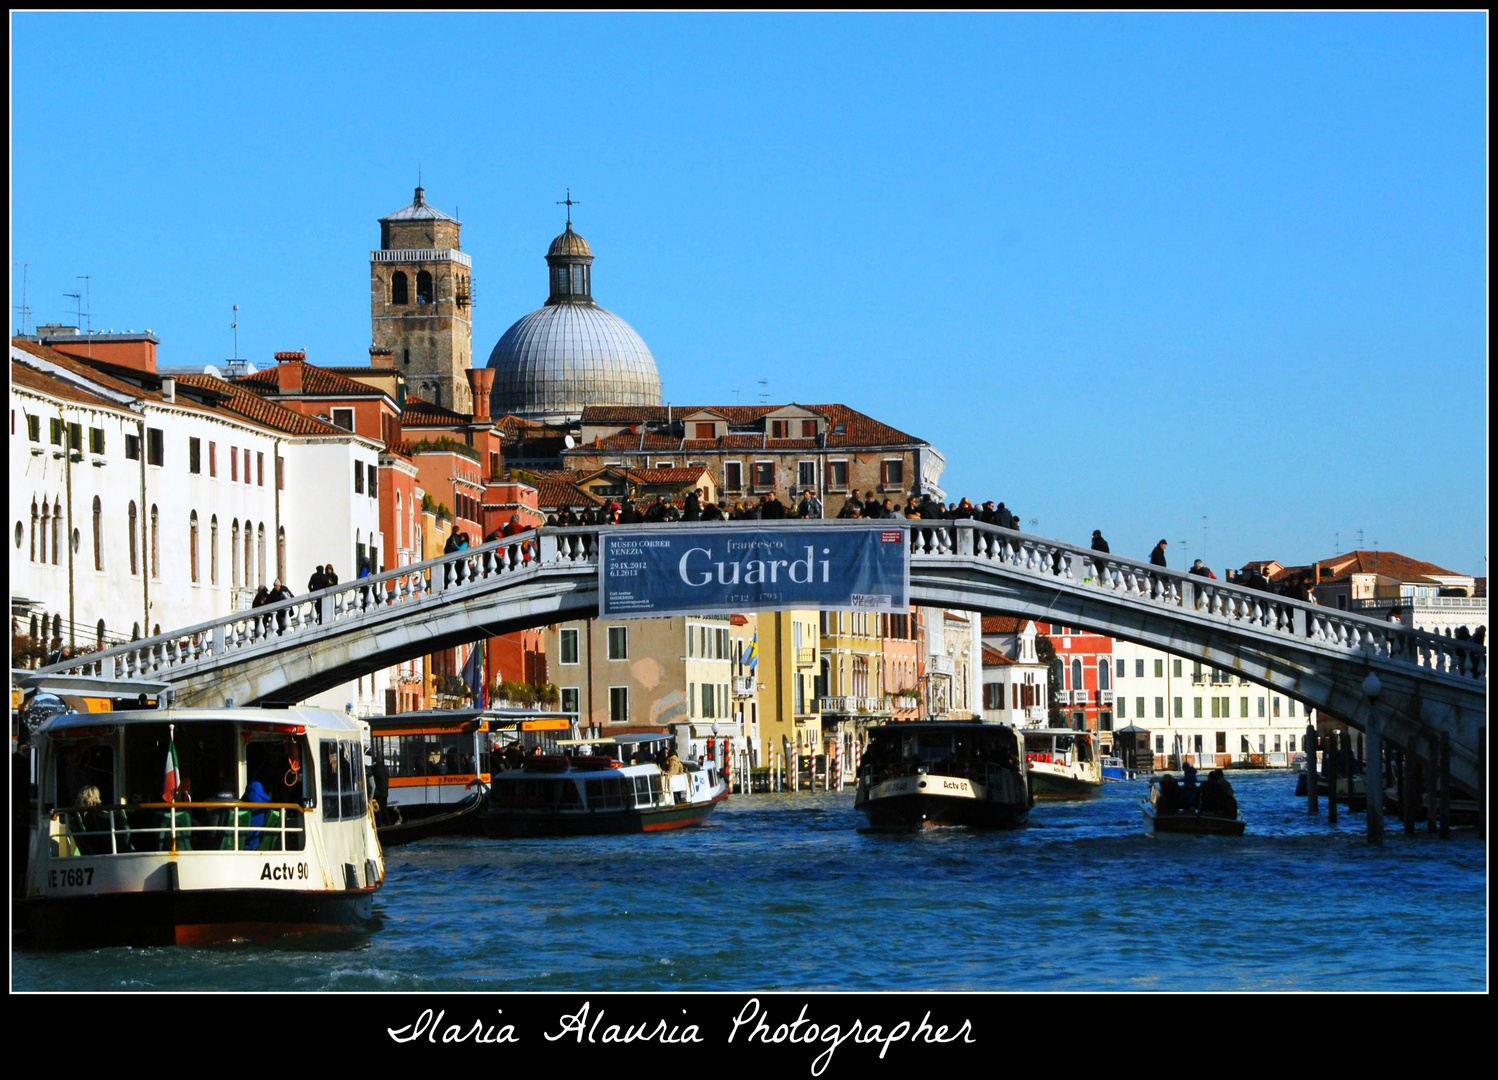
[{"x1": 11, "y1": 13, "x2": 1488, "y2": 576}]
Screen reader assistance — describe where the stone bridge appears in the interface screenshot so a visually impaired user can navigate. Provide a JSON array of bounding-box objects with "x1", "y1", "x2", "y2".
[{"x1": 26, "y1": 521, "x2": 1486, "y2": 798}]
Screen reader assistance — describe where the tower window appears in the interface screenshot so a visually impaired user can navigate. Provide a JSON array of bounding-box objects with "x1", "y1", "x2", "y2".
[
  {"x1": 391, "y1": 272, "x2": 408, "y2": 305},
  {"x1": 416, "y1": 271, "x2": 433, "y2": 304}
]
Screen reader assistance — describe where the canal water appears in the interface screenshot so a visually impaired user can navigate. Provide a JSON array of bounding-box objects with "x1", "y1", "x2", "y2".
[{"x1": 11, "y1": 771, "x2": 1487, "y2": 992}]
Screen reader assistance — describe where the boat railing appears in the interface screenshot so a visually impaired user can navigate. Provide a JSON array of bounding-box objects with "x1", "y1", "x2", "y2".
[{"x1": 49, "y1": 800, "x2": 307, "y2": 856}]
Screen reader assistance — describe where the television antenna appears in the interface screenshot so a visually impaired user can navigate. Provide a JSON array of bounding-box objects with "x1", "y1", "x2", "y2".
[
  {"x1": 758, "y1": 378, "x2": 769, "y2": 405},
  {"x1": 77, "y1": 275, "x2": 92, "y2": 337},
  {"x1": 12, "y1": 262, "x2": 32, "y2": 336},
  {"x1": 1201, "y1": 516, "x2": 1209, "y2": 568}
]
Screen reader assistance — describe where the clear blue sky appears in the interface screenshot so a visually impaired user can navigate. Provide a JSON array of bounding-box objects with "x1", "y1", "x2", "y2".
[{"x1": 11, "y1": 13, "x2": 1488, "y2": 577}]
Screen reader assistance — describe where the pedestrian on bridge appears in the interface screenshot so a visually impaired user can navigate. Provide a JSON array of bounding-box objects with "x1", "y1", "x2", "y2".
[
  {"x1": 1091, "y1": 530, "x2": 1110, "y2": 554},
  {"x1": 1150, "y1": 540, "x2": 1169, "y2": 567}
]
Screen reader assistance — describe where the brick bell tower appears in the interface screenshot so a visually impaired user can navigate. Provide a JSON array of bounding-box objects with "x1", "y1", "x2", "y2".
[{"x1": 370, "y1": 186, "x2": 474, "y2": 414}]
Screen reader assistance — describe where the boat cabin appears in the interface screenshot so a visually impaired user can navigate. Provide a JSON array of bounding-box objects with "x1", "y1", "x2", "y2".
[
  {"x1": 1022, "y1": 728, "x2": 1096, "y2": 768},
  {"x1": 861, "y1": 722, "x2": 1022, "y2": 779}
]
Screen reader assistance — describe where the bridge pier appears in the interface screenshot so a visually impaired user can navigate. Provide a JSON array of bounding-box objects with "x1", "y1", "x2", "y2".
[
  {"x1": 1426, "y1": 733, "x2": 1439, "y2": 834},
  {"x1": 1438, "y1": 732, "x2": 1451, "y2": 840},
  {"x1": 1326, "y1": 728, "x2": 1338, "y2": 825}
]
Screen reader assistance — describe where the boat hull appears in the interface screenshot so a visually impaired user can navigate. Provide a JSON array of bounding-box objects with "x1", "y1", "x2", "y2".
[
  {"x1": 25, "y1": 886, "x2": 378, "y2": 948},
  {"x1": 858, "y1": 773, "x2": 1029, "y2": 831},
  {"x1": 1027, "y1": 767, "x2": 1102, "y2": 799},
  {"x1": 1142, "y1": 805, "x2": 1245, "y2": 837},
  {"x1": 378, "y1": 792, "x2": 487, "y2": 847},
  {"x1": 483, "y1": 792, "x2": 725, "y2": 837}
]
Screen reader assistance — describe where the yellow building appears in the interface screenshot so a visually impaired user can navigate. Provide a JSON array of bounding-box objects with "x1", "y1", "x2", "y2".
[{"x1": 751, "y1": 610, "x2": 821, "y2": 770}]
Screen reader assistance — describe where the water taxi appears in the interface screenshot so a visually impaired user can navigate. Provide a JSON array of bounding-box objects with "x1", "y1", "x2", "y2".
[
  {"x1": 854, "y1": 721, "x2": 1030, "y2": 830},
  {"x1": 1141, "y1": 767, "x2": 1245, "y2": 836},
  {"x1": 1023, "y1": 727, "x2": 1103, "y2": 798},
  {"x1": 482, "y1": 733, "x2": 727, "y2": 837},
  {"x1": 20, "y1": 691, "x2": 383, "y2": 947},
  {"x1": 366, "y1": 707, "x2": 574, "y2": 846}
]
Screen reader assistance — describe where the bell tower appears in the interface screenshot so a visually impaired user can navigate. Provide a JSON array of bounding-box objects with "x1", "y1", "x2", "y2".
[{"x1": 370, "y1": 186, "x2": 474, "y2": 414}]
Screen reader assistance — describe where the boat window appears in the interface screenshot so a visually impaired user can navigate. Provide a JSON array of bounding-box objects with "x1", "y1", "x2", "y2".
[
  {"x1": 338, "y1": 742, "x2": 357, "y2": 820},
  {"x1": 633, "y1": 775, "x2": 654, "y2": 806},
  {"x1": 121, "y1": 721, "x2": 238, "y2": 807},
  {"x1": 321, "y1": 740, "x2": 341, "y2": 819},
  {"x1": 245, "y1": 733, "x2": 310, "y2": 808},
  {"x1": 52, "y1": 740, "x2": 116, "y2": 809}
]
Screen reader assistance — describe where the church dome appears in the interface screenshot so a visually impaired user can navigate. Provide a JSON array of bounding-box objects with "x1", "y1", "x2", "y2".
[{"x1": 487, "y1": 222, "x2": 662, "y2": 422}]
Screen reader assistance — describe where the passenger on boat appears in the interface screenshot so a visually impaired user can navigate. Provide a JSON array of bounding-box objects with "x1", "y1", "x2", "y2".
[
  {"x1": 1180, "y1": 762, "x2": 1199, "y2": 809},
  {"x1": 370, "y1": 755, "x2": 390, "y2": 825},
  {"x1": 1201, "y1": 770, "x2": 1238, "y2": 819},
  {"x1": 243, "y1": 781, "x2": 271, "y2": 848},
  {"x1": 70, "y1": 784, "x2": 130, "y2": 855},
  {"x1": 666, "y1": 750, "x2": 685, "y2": 776},
  {"x1": 1158, "y1": 774, "x2": 1181, "y2": 813}
]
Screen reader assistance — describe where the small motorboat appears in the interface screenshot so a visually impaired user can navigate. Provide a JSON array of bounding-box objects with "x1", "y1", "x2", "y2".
[
  {"x1": 1023, "y1": 727, "x2": 1103, "y2": 798},
  {"x1": 1100, "y1": 755, "x2": 1134, "y2": 782},
  {"x1": 1142, "y1": 767, "x2": 1245, "y2": 837}
]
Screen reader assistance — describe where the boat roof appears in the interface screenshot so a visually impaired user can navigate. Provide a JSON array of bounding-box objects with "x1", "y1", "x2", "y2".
[
  {"x1": 1022, "y1": 728, "x2": 1095, "y2": 737},
  {"x1": 556, "y1": 734, "x2": 671, "y2": 746},
  {"x1": 39, "y1": 706, "x2": 367, "y2": 735},
  {"x1": 866, "y1": 720, "x2": 1011, "y2": 734}
]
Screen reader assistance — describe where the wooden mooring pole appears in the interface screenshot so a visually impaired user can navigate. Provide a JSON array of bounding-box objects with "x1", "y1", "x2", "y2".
[
  {"x1": 1365, "y1": 714, "x2": 1383, "y2": 844},
  {"x1": 1480, "y1": 728, "x2": 1486, "y2": 842},
  {"x1": 1327, "y1": 728, "x2": 1339, "y2": 825},
  {"x1": 1305, "y1": 724, "x2": 1318, "y2": 814}
]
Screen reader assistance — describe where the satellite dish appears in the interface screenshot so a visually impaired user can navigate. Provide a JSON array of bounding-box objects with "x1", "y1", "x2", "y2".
[{"x1": 563, "y1": 435, "x2": 575, "y2": 449}]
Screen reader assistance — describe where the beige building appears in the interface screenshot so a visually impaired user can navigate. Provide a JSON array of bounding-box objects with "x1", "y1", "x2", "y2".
[{"x1": 566, "y1": 402, "x2": 946, "y2": 508}]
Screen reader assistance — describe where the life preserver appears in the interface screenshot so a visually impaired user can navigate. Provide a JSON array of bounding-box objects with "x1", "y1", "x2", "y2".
[{"x1": 284, "y1": 736, "x2": 302, "y2": 788}]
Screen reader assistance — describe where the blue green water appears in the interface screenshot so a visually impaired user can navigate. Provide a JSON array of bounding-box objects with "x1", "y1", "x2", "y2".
[{"x1": 11, "y1": 772, "x2": 1487, "y2": 992}]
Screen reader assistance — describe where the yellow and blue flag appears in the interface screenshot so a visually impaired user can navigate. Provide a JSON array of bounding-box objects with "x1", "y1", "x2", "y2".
[{"x1": 745, "y1": 632, "x2": 758, "y2": 671}]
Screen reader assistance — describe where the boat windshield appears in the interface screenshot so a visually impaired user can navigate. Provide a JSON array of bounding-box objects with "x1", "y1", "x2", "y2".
[
  {"x1": 374, "y1": 731, "x2": 488, "y2": 779},
  {"x1": 865, "y1": 727, "x2": 1019, "y2": 775}
]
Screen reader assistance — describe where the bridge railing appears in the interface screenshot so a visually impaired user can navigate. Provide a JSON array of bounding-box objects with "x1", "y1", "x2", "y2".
[
  {"x1": 30, "y1": 520, "x2": 1484, "y2": 690},
  {"x1": 37, "y1": 529, "x2": 554, "y2": 686},
  {"x1": 911, "y1": 520, "x2": 1485, "y2": 683}
]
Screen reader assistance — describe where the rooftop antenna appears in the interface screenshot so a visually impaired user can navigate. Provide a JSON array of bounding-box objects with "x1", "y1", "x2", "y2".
[
  {"x1": 1201, "y1": 515, "x2": 1209, "y2": 568},
  {"x1": 758, "y1": 378, "x2": 769, "y2": 405},
  {"x1": 1356, "y1": 529, "x2": 1364, "y2": 550},
  {"x1": 77, "y1": 275, "x2": 92, "y2": 337},
  {"x1": 557, "y1": 188, "x2": 580, "y2": 226},
  {"x1": 12, "y1": 262, "x2": 32, "y2": 336},
  {"x1": 1334, "y1": 531, "x2": 1340, "y2": 555},
  {"x1": 64, "y1": 288, "x2": 83, "y2": 349}
]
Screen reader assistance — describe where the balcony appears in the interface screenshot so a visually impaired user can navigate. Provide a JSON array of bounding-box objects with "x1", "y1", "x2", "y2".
[
  {"x1": 818, "y1": 696, "x2": 892, "y2": 715},
  {"x1": 1352, "y1": 595, "x2": 1486, "y2": 612},
  {"x1": 1098, "y1": 690, "x2": 1114, "y2": 706},
  {"x1": 928, "y1": 655, "x2": 954, "y2": 676},
  {"x1": 795, "y1": 647, "x2": 816, "y2": 667},
  {"x1": 732, "y1": 675, "x2": 756, "y2": 697}
]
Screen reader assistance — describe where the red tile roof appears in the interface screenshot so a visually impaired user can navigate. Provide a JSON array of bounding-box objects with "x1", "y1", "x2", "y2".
[
  {"x1": 239, "y1": 360, "x2": 393, "y2": 400},
  {"x1": 578, "y1": 402, "x2": 928, "y2": 448},
  {"x1": 176, "y1": 375, "x2": 352, "y2": 436},
  {"x1": 981, "y1": 616, "x2": 1026, "y2": 634},
  {"x1": 400, "y1": 395, "x2": 470, "y2": 426},
  {"x1": 1265, "y1": 550, "x2": 1468, "y2": 586},
  {"x1": 981, "y1": 644, "x2": 1015, "y2": 667}
]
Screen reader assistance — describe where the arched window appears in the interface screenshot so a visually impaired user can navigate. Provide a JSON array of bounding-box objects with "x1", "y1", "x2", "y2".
[
  {"x1": 93, "y1": 496, "x2": 103, "y2": 571},
  {"x1": 131, "y1": 622, "x2": 140, "y2": 642},
  {"x1": 39, "y1": 501, "x2": 49, "y2": 564},
  {"x1": 231, "y1": 519, "x2": 241, "y2": 588},
  {"x1": 1098, "y1": 658, "x2": 1110, "y2": 691},
  {"x1": 150, "y1": 504, "x2": 159, "y2": 579},
  {"x1": 396, "y1": 491, "x2": 403, "y2": 548},
  {"x1": 96, "y1": 619, "x2": 106, "y2": 647},
  {"x1": 391, "y1": 271, "x2": 408, "y2": 305},
  {"x1": 276, "y1": 525, "x2": 286, "y2": 584},
  {"x1": 30, "y1": 500, "x2": 38, "y2": 562},
  {"x1": 210, "y1": 515, "x2": 219, "y2": 585},
  {"x1": 257, "y1": 524, "x2": 267, "y2": 588},
  {"x1": 243, "y1": 520, "x2": 253, "y2": 589},
  {"x1": 128, "y1": 501, "x2": 138, "y2": 575},
  {"x1": 190, "y1": 511, "x2": 200, "y2": 583},
  {"x1": 52, "y1": 500, "x2": 62, "y2": 564},
  {"x1": 13, "y1": 521, "x2": 22, "y2": 550},
  {"x1": 52, "y1": 613, "x2": 62, "y2": 641},
  {"x1": 1071, "y1": 658, "x2": 1082, "y2": 691},
  {"x1": 416, "y1": 270, "x2": 433, "y2": 304}
]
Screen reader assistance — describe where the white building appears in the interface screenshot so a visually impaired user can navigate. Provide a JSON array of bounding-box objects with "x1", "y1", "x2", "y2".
[
  {"x1": 11, "y1": 335, "x2": 387, "y2": 713},
  {"x1": 979, "y1": 617, "x2": 1049, "y2": 727},
  {"x1": 1109, "y1": 638, "x2": 1315, "y2": 768}
]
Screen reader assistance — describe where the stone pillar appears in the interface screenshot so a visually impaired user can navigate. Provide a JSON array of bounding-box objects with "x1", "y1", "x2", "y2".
[{"x1": 1365, "y1": 713, "x2": 1383, "y2": 845}]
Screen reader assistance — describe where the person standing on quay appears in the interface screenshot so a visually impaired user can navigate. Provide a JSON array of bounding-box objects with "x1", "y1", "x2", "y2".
[{"x1": 1150, "y1": 539, "x2": 1169, "y2": 567}]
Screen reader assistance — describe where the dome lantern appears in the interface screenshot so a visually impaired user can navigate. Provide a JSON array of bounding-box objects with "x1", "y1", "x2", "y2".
[{"x1": 545, "y1": 223, "x2": 594, "y2": 305}]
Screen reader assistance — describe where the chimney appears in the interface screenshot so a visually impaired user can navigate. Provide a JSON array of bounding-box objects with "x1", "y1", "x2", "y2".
[
  {"x1": 160, "y1": 376, "x2": 176, "y2": 403},
  {"x1": 466, "y1": 367, "x2": 495, "y2": 424},
  {"x1": 369, "y1": 346, "x2": 395, "y2": 369},
  {"x1": 274, "y1": 351, "x2": 306, "y2": 393},
  {"x1": 46, "y1": 330, "x2": 159, "y2": 374}
]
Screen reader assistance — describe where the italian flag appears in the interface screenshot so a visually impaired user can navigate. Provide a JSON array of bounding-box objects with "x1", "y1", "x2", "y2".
[{"x1": 162, "y1": 733, "x2": 180, "y2": 803}]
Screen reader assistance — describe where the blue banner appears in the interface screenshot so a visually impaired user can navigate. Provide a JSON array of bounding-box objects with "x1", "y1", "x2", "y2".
[{"x1": 599, "y1": 525, "x2": 909, "y2": 618}]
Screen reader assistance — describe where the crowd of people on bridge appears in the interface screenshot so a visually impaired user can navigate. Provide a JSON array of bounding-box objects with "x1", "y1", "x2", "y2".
[{"x1": 540, "y1": 488, "x2": 1024, "y2": 529}]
